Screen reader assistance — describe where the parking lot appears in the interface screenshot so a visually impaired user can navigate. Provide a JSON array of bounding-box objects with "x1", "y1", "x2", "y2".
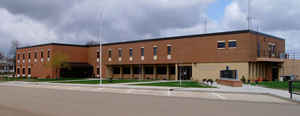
[{"x1": 0, "y1": 85, "x2": 299, "y2": 116}]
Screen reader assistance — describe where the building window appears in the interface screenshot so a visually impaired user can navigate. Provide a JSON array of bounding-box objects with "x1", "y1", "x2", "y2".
[
  {"x1": 133, "y1": 67, "x2": 141, "y2": 74},
  {"x1": 17, "y1": 54, "x2": 20, "y2": 60},
  {"x1": 228, "y1": 41, "x2": 237, "y2": 48},
  {"x1": 41, "y1": 51, "x2": 44, "y2": 58},
  {"x1": 97, "y1": 68, "x2": 100, "y2": 75},
  {"x1": 108, "y1": 50, "x2": 112, "y2": 58},
  {"x1": 112, "y1": 67, "x2": 120, "y2": 74},
  {"x1": 34, "y1": 52, "x2": 37, "y2": 59},
  {"x1": 170, "y1": 66, "x2": 176, "y2": 74},
  {"x1": 167, "y1": 45, "x2": 172, "y2": 55},
  {"x1": 28, "y1": 68, "x2": 31, "y2": 75},
  {"x1": 28, "y1": 53, "x2": 31, "y2": 59},
  {"x1": 153, "y1": 46, "x2": 158, "y2": 56},
  {"x1": 118, "y1": 48, "x2": 122, "y2": 57},
  {"x1": 217, "y1": 41, "x2": 226, "y2": 48},
  {"x1": 144, "y1": 67, "x2": 154, "y2": 74},
  {"x1": 129, "y1": 48, "x2": 133, "y2": 57},
  {"x1": 22, "y1": 68, "x2": 25, "y2": 74},
  {"x1": 157, "y1": 66, "x2": 167, "y2": 74},
  {"x1": 17, "y1": 68, "x2": 20, "y2": 74},
  {"x1": 122, "y1": 67, "x2": 130, "y2": 74},
  {"x1": 141, "y1": 47, "x2": 144, "y2": 56},
  {"x1": 268, "y1": 43, "x2": 276, "y2": 57},
  {"x1": 97, "y1": 51, "x2": 100, "y2": 58},
  {"x1": 47, "y1": 50, "x2": 50, "y2": 58},
  {"x1": 23, "y1": 53, "x2": 25, "y2": 59}
]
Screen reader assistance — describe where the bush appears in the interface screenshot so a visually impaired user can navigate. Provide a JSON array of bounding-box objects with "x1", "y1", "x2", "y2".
[{"x1": 240, "y1": 76, "x2": 246, "y2": 83}]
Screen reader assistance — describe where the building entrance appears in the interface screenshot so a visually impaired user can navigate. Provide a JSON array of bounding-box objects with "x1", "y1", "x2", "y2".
[{"x1": 178, "y1": 66, "x2": 192, "y2": 80}]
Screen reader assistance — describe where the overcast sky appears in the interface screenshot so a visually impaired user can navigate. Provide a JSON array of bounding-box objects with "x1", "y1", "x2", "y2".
[{"x1": 0, "y1": 0, "x2": 299, "y2": 56}]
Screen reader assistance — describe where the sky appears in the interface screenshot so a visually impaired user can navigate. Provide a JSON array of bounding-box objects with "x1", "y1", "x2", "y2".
[{"x1": 0, "y1": 0, "x2": 299, "y2": 57}]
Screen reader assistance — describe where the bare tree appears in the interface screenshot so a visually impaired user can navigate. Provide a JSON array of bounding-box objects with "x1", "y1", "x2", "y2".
[
  {"x1": 46, "y1": 52, "x2": 70, "y2": 79},
  {"x1": 9, "y1": 40, "x2": 20, "y2": 58},
  {"x1": 85, "y1": 40, "x2": 99, "y2": 46},
  {"x1": 0, "y1": 51, "x2": 4, "y2": 60}
]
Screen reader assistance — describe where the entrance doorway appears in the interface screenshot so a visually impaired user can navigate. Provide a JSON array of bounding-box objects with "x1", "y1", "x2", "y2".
[
  {"x1": 178, "y1": 66, "x2": 192, "y2": 80},
  {"x1": 272, "y1": 68, "x2": 279, "y2": 81}
]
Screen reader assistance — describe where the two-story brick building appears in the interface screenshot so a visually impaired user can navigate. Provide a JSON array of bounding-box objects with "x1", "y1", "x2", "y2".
[{"x1": 16, "y1": 30, "x2": 286, "y2": 82}]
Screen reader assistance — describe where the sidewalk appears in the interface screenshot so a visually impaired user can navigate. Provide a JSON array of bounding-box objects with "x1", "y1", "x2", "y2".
[{"x1": 1, "y1": 81, "x2": 299, "y2": 102}]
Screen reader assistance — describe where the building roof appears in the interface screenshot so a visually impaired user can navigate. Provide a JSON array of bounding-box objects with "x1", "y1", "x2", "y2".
[{"x1": 17, "y1": 29, "x2": 285, "y2": 49}]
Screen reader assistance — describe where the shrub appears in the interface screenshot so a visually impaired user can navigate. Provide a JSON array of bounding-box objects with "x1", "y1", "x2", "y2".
[{"x1": 241, "y1": 76, "x2": 246, "y2": 83}]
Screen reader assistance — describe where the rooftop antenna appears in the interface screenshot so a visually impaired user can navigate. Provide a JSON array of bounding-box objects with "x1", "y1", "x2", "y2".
[{"x1": 247, "y1": 0, "x2": 252, "y2": 30}]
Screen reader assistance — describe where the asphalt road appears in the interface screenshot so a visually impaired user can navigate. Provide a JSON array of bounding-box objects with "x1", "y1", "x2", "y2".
[{"x1": 0, "y1": 86, "x2": 299, "y2": 116}]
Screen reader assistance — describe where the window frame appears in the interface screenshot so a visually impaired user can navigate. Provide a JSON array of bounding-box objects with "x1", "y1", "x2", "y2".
[
  {"x1": 217, "y1": 41, "x2": 226, "y2": 49},
  {"x1": 153, "y1": 46, "x2": 158, "y2": 56},
  {"x1": 228, "y1": 40, "x2": 237, "y2": 48}
]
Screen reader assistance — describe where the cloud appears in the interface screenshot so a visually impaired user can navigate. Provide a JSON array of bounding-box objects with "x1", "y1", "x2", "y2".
[
  {"x1": 221, "y1": 0, "x2": 300, "y2": 54},
  {"x1": 0, "y1": 8, "x2": 58, "y2": 54}
]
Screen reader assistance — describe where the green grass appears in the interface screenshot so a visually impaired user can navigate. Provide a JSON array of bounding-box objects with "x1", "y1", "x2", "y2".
[
  {"x1": 0, "y1": 77, "x2": 88, "y2": 82},
  {"x1": 134, "y1": 81, "x2": 214, "y2": 88},
  {"x1": 53, "y1": 80, "x2": 153, "y2": 84},
  {"x1": 253, "y1": 81, "x2": 300, "y2": 92}
]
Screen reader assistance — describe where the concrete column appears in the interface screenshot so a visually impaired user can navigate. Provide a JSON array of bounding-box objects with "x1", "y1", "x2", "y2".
[
  {"x1": 130, "y1": 65, "x2": 133, "y2": 79},
  {"x1": 120, "y1": 66, "x2": 123, "y2": 79},
  {"x1": 141, "y1": 64, "x2": 144, "y2": 80},
  {"x1": 175, "y1": 64, "x2": 178, "y2": 81},
  {"x1": 153, "y1": 65, "x2": 157, "y2": 80},
  {"x1": 166, "y1": 64, "x2": 170, "y2": 80}
]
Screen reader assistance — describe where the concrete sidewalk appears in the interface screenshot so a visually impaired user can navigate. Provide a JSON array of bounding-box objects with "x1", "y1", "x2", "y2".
[{"x1": 1, "y1": 81, "x2": 299, "y2": 103}]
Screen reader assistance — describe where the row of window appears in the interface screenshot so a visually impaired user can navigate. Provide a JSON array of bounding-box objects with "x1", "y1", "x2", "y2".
[
  {"x1": 17, "y1": 50, "x2": 51, "y2": 60},
  {"x1": 110, "y1": 66, "x2": 176, "y2": 75},
  {"x1": 217, "y1": 40, "x2": 237, "y2": 48},
  {"x1": 16, "y1": 68, "x2": 31, "y2": 75},
  {"x1": 97, "y1": 45, "x2": 172, "y2": 58}
]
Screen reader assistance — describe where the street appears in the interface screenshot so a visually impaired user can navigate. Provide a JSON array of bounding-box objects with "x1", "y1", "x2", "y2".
[{"x1": 0, "y1": 86, "x2": 299, "y2": 116}]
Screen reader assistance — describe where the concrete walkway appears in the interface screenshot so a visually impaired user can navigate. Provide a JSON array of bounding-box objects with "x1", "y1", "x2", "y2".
[{"x1": 1, "y1": 81, "x2": 299, "y2": 103}]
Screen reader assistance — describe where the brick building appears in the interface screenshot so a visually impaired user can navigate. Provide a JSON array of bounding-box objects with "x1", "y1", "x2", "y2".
[{"x1": 16, "y1": 30, "x2": 286, "y2": 81}]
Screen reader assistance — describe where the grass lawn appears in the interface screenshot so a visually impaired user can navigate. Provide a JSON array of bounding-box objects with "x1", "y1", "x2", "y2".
[
  {"x1": 134, "y1": 81, "x2": 214, "y2": 88},
  {"x1": 253, "y1": 81, "x2": 300, "y2": 92},
  {"x1": 53, "y1": 80, "x2": 153, "y2": 84},
  {"x1": 0, "y1": 77, "x2": 88, "y2": 82}
]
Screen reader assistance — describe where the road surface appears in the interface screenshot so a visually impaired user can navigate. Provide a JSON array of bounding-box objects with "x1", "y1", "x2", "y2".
[{"x1": 0, "y1": 86, "x2": 299, "y2": 116}]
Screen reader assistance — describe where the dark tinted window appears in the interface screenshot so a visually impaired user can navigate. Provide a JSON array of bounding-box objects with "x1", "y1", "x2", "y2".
[
  {"x1": 153, "y1": 47, "x2": 157, "y2": 56},
  {"x1": 141, "y1": 48, "x2": 144, "y2": 56},
  {"x1": 228, "y1": 41, "x2": 237, "y2": 47},
  {"x1": 167, "y1": 46, "x2": 171, "y2": 55},
  {"x1": 217, "y1": 42, "x2": 226, "y2": 48}
]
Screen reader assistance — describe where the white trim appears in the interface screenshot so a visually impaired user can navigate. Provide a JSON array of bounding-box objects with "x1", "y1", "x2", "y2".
[
  {"x1": 167, "y1": 44, "x2": 172, "y2": 46},
  {"x1": 228, "y1": 40, "x2": 237, "y2": 42},
  {"x1": 129, "y1": 57, "x2": 133, "y2": 61},
  {"x1": 167, "y1": 55, "x2": 172, "y2": 60},
  {"x1": 153, "y1": 56, "x2": 157, "y2": 60},
  {"x1": 141, "y1": 56, "x2": 144, "y2": 61},
  {"x1": 153, "y1": 45, "x2": 158, "y2": 47},
  {"x1": 118, "y1": 57, "x2": 122, "y2": 62},
  {"x1": 41, "y1": 58, "x2": 44, "y2": 62},
  {"x1": 108, "y1": 58, "x2": 112, "y2": 62},
  {"x1": 217, "y1": 40, "x2": 225, "y2": 42},
  {"x1": 97, "y1": 58, "x2": 100, "y2": 62}
]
